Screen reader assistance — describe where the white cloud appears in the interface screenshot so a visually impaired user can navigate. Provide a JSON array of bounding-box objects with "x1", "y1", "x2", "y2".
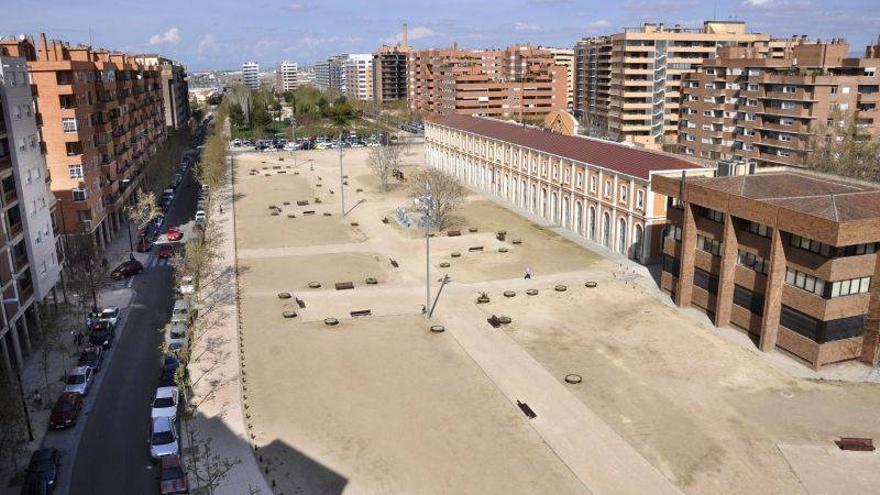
[
  {"x1": 286, "y1": 2, "x2": 310, "y2": 11},
  {"x1": 382, "y1": 26, "x2": 439, "y2": 45},
  {"x1": 744, "y1": 0, "x2": 773, "y2": 5},
  {"x1": 589, "y1": 19, "x2": 610, "y2": 28},
  {"x1": 149, "y1": 27, "x2": 182, "y2": 46},
  {"x1": 515, "y1": 22, "x2": 541, "y2": 31},
  {"x1": 197, "y1": 33, "x2": 216, "y2": 54}
]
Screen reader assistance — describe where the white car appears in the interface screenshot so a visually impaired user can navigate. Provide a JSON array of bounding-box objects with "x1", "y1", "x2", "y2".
[
  {"x1": 166, "y1": 323, "x2": 189, "y2": 352},
  {"x1": 194, "y1": 210, "x2": 206, "y2": 222},
  {"x1": 98, "y1": 307, "x2": 120, "y2": 327},
  {"x1": 64, "y1": 366, "x2": 94, "y2": 396},
  {"x1": 149, "y1": 416, "x2": 179, "y2": 460},
  {"x1": 151, "y1": 387, "x2": 179, "y2": 421},
  {"x1": 176, "y1": 276, "x2": 195, "y2": 296},
  {"x1": 366, "y1": 142, "x2": 381, "y2": 147}
]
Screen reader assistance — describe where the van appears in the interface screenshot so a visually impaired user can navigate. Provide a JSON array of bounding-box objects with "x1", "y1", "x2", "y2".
[{"x1": 170, "y1": 299, "x2": 192, "y2": 326}]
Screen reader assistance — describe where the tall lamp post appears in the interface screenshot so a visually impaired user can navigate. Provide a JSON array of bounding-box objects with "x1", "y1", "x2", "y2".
[
  {"x1": 1, "y1": 297, "x2": 33, "y2": 441},
  {"x1": 338, "y1": 132, "x2": 345, "y2": 216},
  {"x1": 415, "y1": 184, "x2": 434, "y2": 316}
]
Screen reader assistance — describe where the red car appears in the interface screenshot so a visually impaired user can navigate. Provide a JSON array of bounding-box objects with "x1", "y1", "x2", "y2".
[
  {"x1": 158, "y1": 244, "x2": 177, "y2": 259},
  {"x1": 49, "y1": 392, "x2": 83, "y2": 429},
  {"x1": 166, "y1": 226, "x2": 183, "y2": 242},
  {"x1": 159, "y1": 454, "x2": 189, "y2": 494}
]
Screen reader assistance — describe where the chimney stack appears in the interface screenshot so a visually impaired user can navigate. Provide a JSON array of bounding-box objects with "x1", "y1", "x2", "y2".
[{"x1": 402, "y1": 23, "x2": 408, "y2": 50}]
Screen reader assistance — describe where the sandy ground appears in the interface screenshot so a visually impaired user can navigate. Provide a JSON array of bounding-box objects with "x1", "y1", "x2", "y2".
[{"x1": 233, "y1": 144, "x2": 880, "y2": 495}]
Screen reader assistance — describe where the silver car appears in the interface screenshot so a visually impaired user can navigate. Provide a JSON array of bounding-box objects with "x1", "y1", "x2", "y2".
[
  {"x1": 64, "y1": 366, "x2": 93, "y2": 396},
  {"x1": 150, "y1": 416, "x2": 179, "y2": 460}
]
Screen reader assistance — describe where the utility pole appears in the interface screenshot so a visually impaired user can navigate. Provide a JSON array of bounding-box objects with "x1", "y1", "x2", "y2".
[
  {"x1": 339, "y1": 132, "x2": 345, "y2": 216},
  {"x1": 417, "y1": 182, "x2": 434, "y2": 316}
]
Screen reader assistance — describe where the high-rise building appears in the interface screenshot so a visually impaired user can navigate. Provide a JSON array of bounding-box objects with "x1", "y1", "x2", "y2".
[
  {"x1": 678, "y1": 40, "x2": 880, "y2": 167},
  {"x1": 542, "y1": 47, "x2": 575, "y2": 111},
  {"x1": 241, "y1": 61, "x2": 260, "y2": 90},
  {"x1": 277, "y1": 61, "x2": 298, "y2": 92},
  {"x1": 314, "y1": 55, "x2": 346, "y2": 92},
  {"x1": 408, "y1": 45, "x2": 567, "y2": 122},
  {"x1": 373, "y1": 45, "x2": 408, "y2": 105},
  {"x1": 135, "y1": 55, "x2": 191, "y2": 129},
  {"x1": 344, "y1": 54, "x2": 373, "y2": 102},
  {"x1": 297, "y1": 67, "x2": 315, "y2": 87},
  {"x1": 1, "y1": 34, "x2": 167, "y2": 245},
  {"x1": 0, "y1": 49, "x2": 64, "y2": 370},
  {"x1": 573, "y1": 21, "x2": 772, "y2": 148}
]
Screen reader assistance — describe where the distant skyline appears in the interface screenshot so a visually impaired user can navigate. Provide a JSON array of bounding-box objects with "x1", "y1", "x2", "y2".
[{"x1": 3, "y1": 0, "x2": 879, "y2": 70}]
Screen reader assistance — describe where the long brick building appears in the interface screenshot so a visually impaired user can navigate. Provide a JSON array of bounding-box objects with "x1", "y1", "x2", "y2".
[{"x1": 653, "y1": 170, "x2": 880, "y2": 369}]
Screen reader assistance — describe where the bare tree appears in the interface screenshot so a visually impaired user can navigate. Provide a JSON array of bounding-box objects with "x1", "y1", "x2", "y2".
[
  {"x1": 186, "y1": 428, "x2": 241, "y2": 495},
  {"x1": 124, "y1": 189, "x2": 161, "y2": 239},
  {"x1": 367, "y1": 144, "x2": 402, "y2": 192},
  {"x1": 0, "y1": 376, "x2": 27, "y2": 479},
  {"x1": 805, "y1": 109, "x2": 880, "y2": 182},
  {"x1": 408, "y1": 168, "x2": 466, "y2": 231}
]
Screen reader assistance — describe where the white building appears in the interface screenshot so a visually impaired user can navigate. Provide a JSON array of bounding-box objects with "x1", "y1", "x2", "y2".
[
  {"x1": 344, "y1": 54, "x2": 373, "y2": 102},
  {"x1": 277, "y1": 61, "x2": 298, "y2": 92},
  {"x1": 241, "y1": 61, "x2": 260, "y2": 90}
]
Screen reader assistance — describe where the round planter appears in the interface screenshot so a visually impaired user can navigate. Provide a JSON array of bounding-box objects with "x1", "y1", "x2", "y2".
[
  {"x1": 526, "y1": 289, "x2": 539, "y2": 296},
  {"x1": 287, "y1": 214, "x2": 296, "y2": 218},
  {"x1": 503, "y1": 290, "x2": 516, "y2": 298},
  {"x1": 554, "y1": 284, "x2": 568, "y2": 292},
  {"x1": 277, "y1": 292, "x2": 291, "y2": 299},
  {"x1": 429, "y1": 325, "x2": 445, "y2": 333},
  {"x1": 498, "y1": 247, "x2": 509, "y2": 253},
  {"x1": 497, "y1": 230, "x2": 507, "y2": 236},
  {"x1": 585, "y1": 281, "x2": 598, "y2": 288},
  {"x1": 350, "y1": 222, "x2": 359, "y2": 227},
  {"x1": 323, "y1": 212, "x2": 332, "y2": 216},
  {"x1": 365, "y1": 277, "x2": 378, "y2": 285},
  {"x1": 468, "y1": 227, "x2": 478, "y2": 233},
  {"x1": 511, "y1": 239, "x2": 523, "y2": 245},
  {"x1": 439, "y1": 262, "x2": 451, "y2": 268},
  {"x1": 476, "y1": 296, "x2": 490, "y2": 304},
  {"x1": 270, "y1": 211, "x2": 279, "y2": 216},
  {"x1": 268, "y1": 205, "x2": 277, "y2": 210},
  {"x1": 451, "y1": 252, "x2": 461, "y2": 258},
  {"x1": 498, "y1": 315, "x2": 512, "y2": 325},
  {"x1": 564, "y1": 374, "x2": 583, "y2": 384},
  {"x1": 283, "y1": 202, "x2": 290, "y2": 205},
  {"x1": 324, "y1": 318, "x2": 339, "y2": 326},
  {"x1": 308, "y1": 281, "x2": 322, "y2": 289},
  {"x1": 282, "y1": 311, "x2": 297, "y2": 319}
]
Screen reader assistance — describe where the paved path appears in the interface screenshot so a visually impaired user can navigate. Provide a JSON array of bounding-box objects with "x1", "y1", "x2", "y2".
[{"x1": 186, "y1": 151, "x2": 271, "y2": 495}]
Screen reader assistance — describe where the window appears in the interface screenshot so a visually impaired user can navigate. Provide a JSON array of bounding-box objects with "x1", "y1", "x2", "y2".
[
  {"x1": 838, "y1": 243, "x2": 877, "y2": 256},
  {"x1": 72, "y1": 188, "x2": 88, "y2": 201},
  {"x1": 785, "y1": 267, "x2": 826, "y2": 297},
  {"x1": 733, "y1": 285, "x2": 764, "y2": 315},
  {"x1": 604, "y1": 180, "x2": 612, "y2": 197},
  {"x1": 789, "y1": 234, "x2": 832, "y2": 257},
  {"x1": 737, "y1": 250, "x2": 770, "y2": 275},
  {"x1": 589, "y1": 176, "x2": 597, "y2": 193},
  {"x1": 697, "y1": 234, "x2": 723, "y2": 256},
  {"x1": 666, "y1": 224, "x2": 682, "y2": 242},
  {"x1": 744, "y1": 220, "x2": 772, "y2": 238},
  {"x1": 829, "y1": 276, "x2": 871, "y2": 298},
  {"x1": 68, "y1": 165, "x2": 83, "y2": 178},
  {"x1": 636, "y1": 190, "x2": 645, "y2": 209},
  {"x1": 619, "y1": 185, "x2": 628, "y2": 203},
  {"x1": 576, "y1": 172, "x2": 584, "y2": 188},
  {"x1": 662, "y1": 254, "x2": 680, "y2": 275},
  {"x1": 698, "y1": 206, "x2": 724, "y2": 223},
  {"x1": 780, "y1": 305, "x2": 819, "y2": 340},
  {"x1": 62, "y1": 118, "x2": 77, "y2": 133},
  {"x1": 830, "y1": 86, "x2": 838, "y2": 95},
  {"x1": 694, "y1": 268, "x2": 719, "y2": 295}
]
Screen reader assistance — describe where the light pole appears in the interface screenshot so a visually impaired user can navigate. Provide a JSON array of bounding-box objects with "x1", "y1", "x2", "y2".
[
  {"x1": 1, "y1": 297, "x2": 32, "y2": 441},
  {"x1": 416, "y1": 184, "x2": 434, "y2": 316},
  {"x1": 339, "y1": 132, "x2": 345, "y2": 216}
]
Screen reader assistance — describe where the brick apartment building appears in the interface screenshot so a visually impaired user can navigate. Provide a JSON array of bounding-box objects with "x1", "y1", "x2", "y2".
[
  {"x1": 1, "y1": 34, "x2": 168, "y2": 246},
  {"x1": 408, "y1": 45, "x2": 568, "y2": 122},
  {"x1": 678, "y1": 40, "x2": 880, "y2": 167},
  {"x1": 0, "y1": 51, "x2": 62, "y2": 373},
  {"x1": 135, "y1": 55, "x2": 191, "y2": 130},
  {"x1": 373, "y1": 44, "x2": 408, "y2": 105},
  {"x1": 652, "y1": 170, "x2": 880, "y2": 369},
  {"x1": 344, "y1": 54, "x2": 373, "y2": 102},
  {"x1": 425, "y1": 114, "x2": 705, "y2": 262},
  {"x1": 573, "y1": 21, "x2": 780, "y2": 148}
]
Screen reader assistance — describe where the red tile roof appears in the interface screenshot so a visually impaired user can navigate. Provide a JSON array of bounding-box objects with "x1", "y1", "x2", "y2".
[{"x1": 429, "y1": 114, "x2": 703, "y2": 180}]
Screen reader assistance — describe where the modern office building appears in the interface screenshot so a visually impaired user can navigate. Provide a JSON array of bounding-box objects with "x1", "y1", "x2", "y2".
[
  {"x1": 277, "y1": 60, "x2": 298, "y2": 92},
  {"x1": 1, "y1": 34, "x2": 167, "y2": 245},
  {"x1": 344, "y1": 54, "x2": 373, "y2": 102},
  {"x1": 241, "y1": 61, "x2": 260, "y2": 90},
  {"x1": 314, "y1": 55, "x2": 346, "y2": 92},
  {"x1": 0, "y1": 52, "x2": 62, "y2": 373},
  {"x1": 408, "y1": 45, "x2": 568, "y2": 122},
  {"x1": 135, "y1": 55, "x2": 191, "y2": 129},
  {"x1": 652, "y1": 169, "x2": 880, "y2": 370},
  {"x1": 677, "y1": 40, "x2": 880, "y2": 167},
  {"x1": 573, "y1": 21, "x2": 772, "y2": 148},
  {"x1": 373, "y1": 44, "x2": 408, "y2": 105},
  {"x1": 542, "y1": 46, "x2": 575, "y2": 111},
  {"x1": 425, "y1": 114, "x2": 705, "y2": 262}
]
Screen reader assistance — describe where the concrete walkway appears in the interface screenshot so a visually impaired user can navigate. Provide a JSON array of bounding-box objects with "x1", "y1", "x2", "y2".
[{"x1": 186, "y1": 151, "x2": 271, "y2": 495}]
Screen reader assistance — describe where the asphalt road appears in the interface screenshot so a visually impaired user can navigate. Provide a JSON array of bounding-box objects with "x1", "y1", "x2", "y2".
[{"x1": 62, "y1": 170, "x2": 199, "y2": 495}]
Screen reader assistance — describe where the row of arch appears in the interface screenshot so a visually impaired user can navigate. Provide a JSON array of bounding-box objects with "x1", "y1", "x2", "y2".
[{"x1": 430, "y1": 148, "x2": 646, "y2": 261}]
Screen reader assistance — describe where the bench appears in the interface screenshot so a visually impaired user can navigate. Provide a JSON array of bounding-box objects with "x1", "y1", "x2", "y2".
[
  {"x1": 350, "y1": 309, "x2": 372, "y2": 318},
  {"x1": 302, "y1": 210, "x2": 315, "y2": 215},
  {"x1": 487, "y1": 315, "x2": 502, "y2": 328},
  {"x1": 390, "y1": 259, "x2": 399, "y2": 268},
  {"x1": 296, "y1": 200, "x2": 309, "y2": 206},
  {"x1": 296, "y1": 298, "x2": 306, "y2": 309},
  {"x1": 835, "y1": 437, "x2": 875, "y2": 451},
  {"x1": 468, "y1": 246, "x2": 484, "y2": 252},
  {"x1": 335, "y1": 282, "x2": 354, "y2": 290},
  {"x1": 447, "y1": 230, "x2": 461, "y2": 237}
]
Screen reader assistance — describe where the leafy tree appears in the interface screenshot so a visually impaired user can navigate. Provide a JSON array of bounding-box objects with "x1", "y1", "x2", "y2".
[
  {"x1": 805, "y1": 110, "x2": 880, "y2": 182},
  {"x1": 228, "y1": 103, "x2": 245, "y2": 128}
]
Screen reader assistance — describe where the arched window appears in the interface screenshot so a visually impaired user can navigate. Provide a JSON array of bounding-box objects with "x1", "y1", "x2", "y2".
[
  {"x1": 589, "y1": 206, "x2": 596, "y2": 240},
  {"x1": 618, "y1": 217, "x2": 628, "y2": 254},
  {"x1": 632, "y1": 224, "x2": 644, "y2": 261},
  {"x1": 602, "y1": 212, "x2": 611, "y2": 247},
  {"x1": 574, "y1": 201, "x2": 583, "y2": 235}
]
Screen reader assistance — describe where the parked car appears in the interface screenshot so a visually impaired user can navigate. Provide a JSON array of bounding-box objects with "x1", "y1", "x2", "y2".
[
  {"x1": 165, "y1": 323, "x2": 188, "y2": 353},
  {"x1": 89, "y1": 321, "x2": 115, "y2": 349},
  {"x1": 77, "y1": 345, "x2": 104, "y2": 372},
  {"x1": 159, "y1": 454, "x2": 189, "y2": 494},
  {"x1": 194, "y1": 210, "x2": 206, "y2": 222},
  {"x1": 163, "y1": 355, "x2": 180, "y2": 374},
  {"x1": 20, "y1": 448, "x2": 59, "y2": 494},
  {"x1": 166, "y1": 226, "x2": 183, "y2": 242},
  {"x1": 158, "y1": 368, "x2": 177, "y2": 390},
  {"x1": 63, "y1": 366, "x2": 94, "y2": 395},
  {"x1": 110, "y1": 260, "x2": 144, "y2": 280},
  {"x1": 150, "y1": 416, "x2": 179, "y2": 460},
  {"x1": 151, "y1": 387, "x2": 179, "y2": 421},
  {"x1": 170, "y1": 299, "x2": 192, "y2": 326},
  {"x1": 49, "y1": 392, "x2": 83, "y2": 429},
  {"x1": 98, "y1": 307, "x2": 120, "y2": 326},
  {"x1": 176, "y1": 276, "x2": 195, "y2": 296},
  {"x1": 159, "y1": 244, "x2": 177, "y2": 259}
]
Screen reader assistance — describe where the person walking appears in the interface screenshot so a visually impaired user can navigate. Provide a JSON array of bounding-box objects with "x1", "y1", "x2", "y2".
[{"x1": 524, "y1": 266, "x2": 532, "y2": 279}]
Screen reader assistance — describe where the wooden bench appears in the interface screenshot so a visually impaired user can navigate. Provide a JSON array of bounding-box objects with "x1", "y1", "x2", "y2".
[
  {"x1": 350, "y1": 309, "x2": 372, "y2": 318},
  {"x1": 447, "y1": 230, "x2": 461, "y2": 237},
  {"x1": 296, "y1": 200, "x2": 309, "y2": 206},
  {"x1": 835, "y1": 437, "x2": 875, "y2": 451},
  {"x1": 468, "y1": 246, "x2": 484, "y2": 252},
  {"x1": 302, "y1": 210, "x2": 315, "y2": 215},
  {"x1": 335, "y1": 282, "x2": 354, "y2": 290}
]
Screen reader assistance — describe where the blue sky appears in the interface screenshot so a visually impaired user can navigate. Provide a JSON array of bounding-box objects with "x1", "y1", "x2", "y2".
[{"x1": 3, "y1": 0, "x2": 879, "y2": 70}]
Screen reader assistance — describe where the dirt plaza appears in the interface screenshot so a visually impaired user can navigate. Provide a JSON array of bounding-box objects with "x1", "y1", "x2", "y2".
[{"x1": 232, "y1": 143, "x2": 880, "y2": 495}]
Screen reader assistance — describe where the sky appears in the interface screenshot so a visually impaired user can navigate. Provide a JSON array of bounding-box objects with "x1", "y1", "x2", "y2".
[{"x1": 3, "y1": 0, "x2": 880, "y2": 71}]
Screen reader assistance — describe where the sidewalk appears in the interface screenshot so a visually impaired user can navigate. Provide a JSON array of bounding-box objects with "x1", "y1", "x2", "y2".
[{"x1": 185, "y1": 148, "x2": 270, "y2": 494}]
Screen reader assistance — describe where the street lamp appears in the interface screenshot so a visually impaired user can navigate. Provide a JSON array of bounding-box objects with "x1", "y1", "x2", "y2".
[
  {"x1": 415, "y1": 184, "x2": 435, "y2": 316},
  {"x1": 1, "y1": 297, "x2": 33, "y2": 441},
  {"x1": 338, "y1": 132, "x2": 346, "y2": 216}
]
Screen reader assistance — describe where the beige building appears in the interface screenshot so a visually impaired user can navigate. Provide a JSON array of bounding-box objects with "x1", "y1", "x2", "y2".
[
  {"x1": 344, "y1": 54, "x2": 373, "y2": 102},
  {"x1": 542, "y1": 46, "x2": 575, "y2": 111},
  {"x1": 425, "y1": 114, "x2": 705, "y2": 262},
  {"x1": 574, "y1": 21, "x2": 773, "y2": 148},
  {"x1": 678, "y1": 40, "x2": 880, "y2": 167}
]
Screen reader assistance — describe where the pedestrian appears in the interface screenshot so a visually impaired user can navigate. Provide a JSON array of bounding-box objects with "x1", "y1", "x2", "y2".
[
  {"x1": 524, "y1": 266, "x2": 532, "y2": 279},
  {"x1": 219, "y1": 204, "x2": 224, "y2": 214}
]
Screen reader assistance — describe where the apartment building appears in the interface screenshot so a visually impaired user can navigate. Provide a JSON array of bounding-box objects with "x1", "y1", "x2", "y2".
[
  {"x1": 241, "y1": 61, "x2": 260, "y2": 90},
  {"x1": 297, "y1": 68, "x2": 315, "y2": 87},
  {"x1": 373, "y1": 44, "x2": 408, "y2": 105},
  {"x1": 136, "y1": 55, "x2": 190, "y2": 129},
  {"x1": 542, "y1": 46, "x2": 575, "y2": 111},
  {"x1": 573, "y1": 21, "x2": 772, "y2": 148},
  {"x1": 652, "y1": 169, "x2": 880, "y2": 370},
  {"x1": 344, "y1": 54, "x2": 373, "y2": 102},
  {"x1": 276, "y1": 60, "x2": 298, "y2": 92},
  {"x1": 408, "y1": 45, "x2": 568, "y2": 122},
  {"x1": 314, "y1": 55, "x2": 346, "y2": 92},
  {"x1": 1, "y1": 34, "x2": 167, "y2": 245},
  {"x1": 0, "y1": 52, "x2": 62, "y2": 373},
  {"x1": 425, "y1": 114, "x2": 704, "y2": 262},
  {"x1": 678, "y1": 40, "x2": 880, "y2": 167}
]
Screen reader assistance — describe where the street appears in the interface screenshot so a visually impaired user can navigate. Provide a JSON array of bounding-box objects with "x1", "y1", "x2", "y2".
[{"x1": 50, "y1": 170, "x2": 199, "y2": 495}]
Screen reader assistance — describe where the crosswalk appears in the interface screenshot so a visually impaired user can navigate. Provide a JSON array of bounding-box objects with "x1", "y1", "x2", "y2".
[
  {"x1": 101, "y1": 255, "x2": 171, "y2": 291},
  {"x1": 147, "y1": 256, "x2": 171, "y2": 269}
]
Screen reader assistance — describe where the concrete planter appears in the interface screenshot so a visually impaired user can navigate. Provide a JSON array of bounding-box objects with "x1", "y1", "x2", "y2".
[
  {"x1": 526, "y1": 289, "x2": 539, "y2": 296},
  {"x1": 503, "y1": 290, "x2": 516, "y2": 298},
  {"x1": 564, "y1": 374, "x2": 583, "y2": 384},
  {"x1": 429, "y1": 325, "x2": 445, "y2": 333},
  {"x1": 308, "y1": 281, "x2": 322, "y2": 288},
  {"x1": 324, "y1": 318, "x2": 339, "y2": 326},
  {"x1": 554, "y1": 285, "x2": 567, "y2": 292},
  {"x1": 278, "y1": 292, "x2": 291, "y2": 299}
]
